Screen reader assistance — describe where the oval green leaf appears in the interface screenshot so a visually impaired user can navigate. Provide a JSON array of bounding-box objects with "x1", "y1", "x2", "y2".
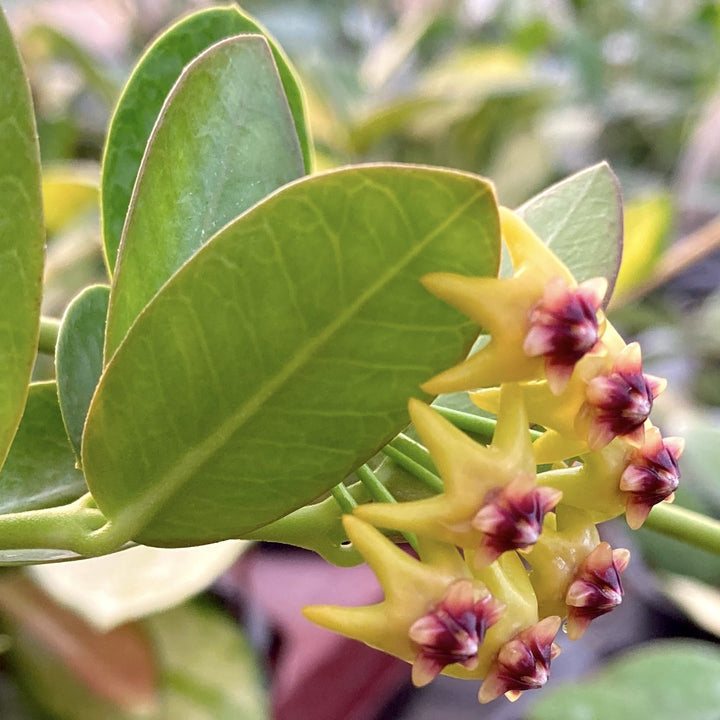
[
  {"x1": 517, "y1": 161, "x2": 623, "y2": 302},
  {"x1": 56, "y1": 285, "x2": 110, "y2": 461},
  {"x1": 0, "y1": 7, "x2": 45, "y2": 469},
  {"x1": 101, "y1": 5, "x2": 311, "y2": 276},
  {"x1": 83, "y1": 165, "x2": 500, "y2": 547},
  {"x1": 530, "y1": 640, "x2": 720, "y2": 720},
  {"x1": 0, "y1": 382, "x2": 86, "y2": 517},
  {"x1": 105, "y1": 34, "x2": 305, "y2": 359}
]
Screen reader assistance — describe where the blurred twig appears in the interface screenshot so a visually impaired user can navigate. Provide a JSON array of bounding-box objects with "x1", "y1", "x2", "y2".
[{"x1": 616, "y1": 213, "x2": 720, "y2": 306}]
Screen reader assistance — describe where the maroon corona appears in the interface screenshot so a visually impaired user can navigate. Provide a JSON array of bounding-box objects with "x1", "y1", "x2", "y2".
[
  {"x1": 620, "y1": 427, "x2": 683, "y2": 529},
  {"x1": 524, "y1": 276, "x2": 607, "y2": 394},
  {"x1": 565, "y1": 542, "x2": 630, "y2": 639},
  {"x1": 584, "y1": 343, "x2": 666, "y2": 450},
  {"x1": 409, "y1": 579, "x2": 505, "y2": 686},
  {"x1": 478, "y1": 616, "x2": 562, "y2": 703},
  {"x1": 472, "y1": 477, "x2": 562, "y2": 565}
]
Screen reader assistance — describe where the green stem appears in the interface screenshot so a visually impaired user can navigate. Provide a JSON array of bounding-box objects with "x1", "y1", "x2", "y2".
[
  {"x1": 383, "y1": 437, "x2": 443, "y2": 493},
  {"x1": 644, "y1": 503, "x2": 720, "y2": 556},
  {"x1": 38, "y1": 316, "x2": 60, "y2": 355},
  {"x1": 330, "y1": 483, "x2": 357, "y2": 514},
  {"x1": 434, "y1": 406, "x2": 542, "y2": 442},
  {"x1": 357, "y1": 464, "x2": 419, "y2": 552},
  {"x1": 0, "y1": 494, "x2": 129, "y2": 557}
]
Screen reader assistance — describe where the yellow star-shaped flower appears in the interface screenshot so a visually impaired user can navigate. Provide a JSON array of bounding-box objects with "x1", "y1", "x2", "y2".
[
  {"x1": 421, "y1": 207, "x2": 606, "y2": 395},
  {"x1": 355, "y1": 384, "x2": 559, "y2": 566},
  {"x1": 303, "y1": 515, "x2": 539, "y2": 686}
]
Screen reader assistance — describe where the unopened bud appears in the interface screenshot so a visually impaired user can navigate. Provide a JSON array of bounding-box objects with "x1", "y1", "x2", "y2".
[
  {"x1": 565, "y1": 542, "x2": 630, "y2": 640},
  {"x1": 478, "y1": 616, "x2": 562, "y2": 703},
  {"x1": 584, "y1": 343, "x2": 666, "y2": 450},
  {"x1": 620, "y1": 427, "x2": 683, "y2": 529}
]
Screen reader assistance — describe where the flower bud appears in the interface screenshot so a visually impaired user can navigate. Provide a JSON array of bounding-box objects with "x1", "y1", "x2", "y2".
[
  {"x1": 582, "y1": 342, "x2": 666, "y2": 450},
  {"x1": 620, "y1": 426, "x2": 683, "y2": 529},
  {"x1": 565, "y1": 542, "x2": 630, "y2": 640},
  {"x1": 478, "y1": 616, "x2": 562, "y2": 703},
  {"x1": 524, "y1": 508, "x2": 600, "y2": 619}
]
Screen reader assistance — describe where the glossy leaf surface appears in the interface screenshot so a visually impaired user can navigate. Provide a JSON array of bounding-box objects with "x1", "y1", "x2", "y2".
[
  {"x1": 530, "y1": 641, "x2": 720, "y2": 720},
  {"x1": 0, "y1": 7, "x2": 45, "y2": 468},
  {"x1": 56, "y1": 285, "x2": 109, "y2": 461},
  {"x1": 101, "y1": 5, "x2": 311, "y2": 275},
  {"x1": 105, "y1": 34, "x2": 304, "y2": 357},
  {"x1": 0, "y1": 382, "x2": 86, "y2": 517},
  {"x1": 518, "y1": 162, "x2": 623, "y2": 301},
  {"x1": 83, "y1": 165, "x2": 499, "y2": 546}
]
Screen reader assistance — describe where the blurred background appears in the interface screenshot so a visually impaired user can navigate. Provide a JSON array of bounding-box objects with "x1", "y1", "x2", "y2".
[{"x1": 3, "y1": 0, "x2": 720, "y2": 718}]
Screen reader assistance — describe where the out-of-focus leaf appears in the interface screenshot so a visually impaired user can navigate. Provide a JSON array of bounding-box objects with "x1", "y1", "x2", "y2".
[
  {"x1": 0, "y1": 572, "x2": 159, "y2": 718},
  {"x1": 42, "y1": 165, "x2": 98, "y2": 236},
  {"x1": 517, "y1": 162, "x2": 623, "y2": 301},
  {"x1": 530, "y1": 640, "x2": 720, "y2": 720},
  {"x1": 148, "y1": 602, "x2": 269, "y2": 720},
  {"x1": 30, "y1": 541, "x2": 248, "y2": 632},
  {"x1": 83, "y1": 165, "x2": 500, "y2": 547},
  {"x1": 101, "y1": 5, "x2": 311, "y2": 275},
  {"x1": 56, "y1": 286, "x2": 109, "y2": 461},
  {"x1": 662, "y1": 574, "x2": 720, "y2": 638},
  {"x1": 22, "y1": 24, "x2": 117, "y2": 105},
  {"x1": 418, "y1": 46, "x2": 531, "y2": 98},
  {"x1": 105, "y1": 34, "x2": 304, "y2": 358},
  {"x1": 0, "y1": 7, "x2": 45, "y2": 470},
  {"x1": 0, "y1": 383, "x2": 85, "y2": 517},
  {"x1": 2, "y1": 583, "x2": 267, "y2": 719},
  {"x1": 612, "y1": 194, "x2": 673, "y2": 303}
]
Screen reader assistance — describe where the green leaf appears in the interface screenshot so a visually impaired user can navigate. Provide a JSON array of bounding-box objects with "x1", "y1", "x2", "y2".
[
  {"x1": 150, "y1": 602, "x2": 269, "y2": 720},
  {"x1": 105, "y1": 34, "x2": 305, "y2": 358},
  {"x1": 56, "y1": 285, "x2": 109, "y2": 461},
  {"x1": 101, "y1": 5, "x2": 311, "y2": 276},
  {"x1": 0, "y1": 382, "x2": 85, "y2": 517},
  {"x1": 83, "y1": 165, "x2": 500, "y2": 547},
  {"x1": 530, "y1": 640, "x2": 720, "y2": 720},
  {"x1": 0, "y1": 7, "x2": 45, "y2": 469},
  {"x1": 517, "y1": 162, "x2": 623, "y2": 301}
]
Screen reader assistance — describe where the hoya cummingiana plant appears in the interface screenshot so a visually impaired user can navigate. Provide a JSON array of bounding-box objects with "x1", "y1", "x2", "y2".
[
  {"x1": 1, "y1": 2, "x2": 720, "y2": 715},
  {"x1": 305, "y1": 208, "x2": 679, "y2": 703}
]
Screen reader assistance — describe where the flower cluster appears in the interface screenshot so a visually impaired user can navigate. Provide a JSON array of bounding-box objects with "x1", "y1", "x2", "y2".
[{"x1": 304, "y1": 208, "x2": 682, "y2": 703}]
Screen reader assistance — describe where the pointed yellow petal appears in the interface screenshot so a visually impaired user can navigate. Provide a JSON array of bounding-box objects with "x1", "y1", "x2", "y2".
[
  {"x1": 490, "y1": 384, "x2": 534, "y2": 472},
  {"x1": 408, "y1": 399, "x2": 495, "y2": 495},
  {"x1": 302, "y1": 602, "x2": 392, "y2": 651},
  {"x1": 499, "y1": 207, "x2": 575, "y2": 285}
]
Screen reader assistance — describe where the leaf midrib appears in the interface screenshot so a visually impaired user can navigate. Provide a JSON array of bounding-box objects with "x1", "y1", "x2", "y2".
[{"x1": 113, "y1": 184, "x2": 490, "y2": 536}]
